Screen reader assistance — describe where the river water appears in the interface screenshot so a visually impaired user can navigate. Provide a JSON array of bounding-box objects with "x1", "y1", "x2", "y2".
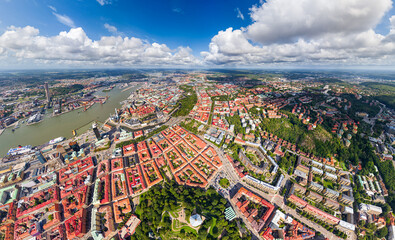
[{"x1": 0, "y1": 86, "x2": 135, "y2": 157}]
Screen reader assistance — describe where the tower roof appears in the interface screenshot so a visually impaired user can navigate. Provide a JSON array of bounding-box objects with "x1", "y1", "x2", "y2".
[{"x1": 189, "y1": 214, "x2": 203, "y2": 227}]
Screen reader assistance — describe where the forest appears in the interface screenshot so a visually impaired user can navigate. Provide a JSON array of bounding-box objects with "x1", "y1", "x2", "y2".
[
  {"x1": 361, "y1": 82, "x2": 395, "y2": 109},
  {"x1": 52, "y1": 84, "x2": 84, "y2": 96},
  {"x1": 173, "y1": 85, "x2": 198, "y2": 117},
  {"x1": 132, "y1": 180, "x2": 251, "y2": 240}
]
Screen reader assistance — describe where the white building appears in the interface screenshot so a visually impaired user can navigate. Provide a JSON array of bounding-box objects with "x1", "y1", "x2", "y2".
[
  {"x1": 359, "y1": 203, "x2": 382, "y2": 215},
  {"x1": 190, "y1": 214, "x2": 203, "y2": 227},
  {"x1": 388, "y1": 225, "x2": 395, "y2": 240}
]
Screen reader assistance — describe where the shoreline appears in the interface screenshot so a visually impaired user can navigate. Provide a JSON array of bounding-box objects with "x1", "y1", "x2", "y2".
[
  {"x1": 25, "y1": 118, "x2": 44, "y2": 126},
  {"x1": 121, "y1": 84, "x2": 138, "y2": 92},
  {"x1": 0, "y1": 85, "x2": 131, "y2": 157},
  {"x1": 52, "y1": 103, "x2": 93, "y2": 117},
  {"x1": 3, "y1": 119, "x2": 20, "y2": 129}
]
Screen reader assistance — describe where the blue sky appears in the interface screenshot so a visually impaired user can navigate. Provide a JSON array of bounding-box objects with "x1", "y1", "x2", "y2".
[
  {"x1": 0, "y1": 0, "x2": 395, "y2": 68},
  {"x1": 0, "y1": 0, "x2": 260, "y2": 54}
]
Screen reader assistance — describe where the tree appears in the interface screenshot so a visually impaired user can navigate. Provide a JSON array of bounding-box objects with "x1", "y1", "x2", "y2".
[
  {"x1": 219, "y1": 178, "x2": 230, "y2": 188},
  {"x1": 382, "y1": 204, "x2": 391, "y2": 216},
  {"x1": 367, "y1": 222, "x2": 377, "y2": 232},
  {"x1": 377, "y1": 226, "x2": 388, "y2": 238},
  {"x1": 173, "y1": 85, "x2": 198, "y2": 117}
]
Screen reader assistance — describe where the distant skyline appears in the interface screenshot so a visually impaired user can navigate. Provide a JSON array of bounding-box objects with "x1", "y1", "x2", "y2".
[{"x1": 0, "y1": 0, "x2": 395, "y2": 69}]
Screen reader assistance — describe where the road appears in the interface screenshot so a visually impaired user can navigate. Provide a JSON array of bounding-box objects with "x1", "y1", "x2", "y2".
[
  {"x1": 165, "y1": 116, "x2": 186, "y2": 126},
  {"x1": 201, "y1": 136, "x2": 354, "y2": 240},
  {"x1": 37, "y1": 118, "x2": 354, "y2": 240}
]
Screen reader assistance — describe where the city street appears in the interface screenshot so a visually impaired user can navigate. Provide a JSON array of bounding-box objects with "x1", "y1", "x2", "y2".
[{"x1": 201, "y1": 136, "x2": 353, "y2": 240}]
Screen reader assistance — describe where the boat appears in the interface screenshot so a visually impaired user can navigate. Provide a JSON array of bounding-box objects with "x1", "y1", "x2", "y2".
[
  {"x1": 13, "y1": 120, "x2": 20, "y2": 130},
  {"x1": 49, "y1": 137, "x2": 65, "y2": 145},
  {"x1": 102, "y1": 86, "x2": 114, "y2": 92},
  {"x1": 7, "y1": 145, "x2": 33, "y2": 156},
  {"x1": 83, "y1": 102, "x2": 94, "y2": 112},
  {"x1": 27, "y1": 112, "x2": 42, "y2": 125}
]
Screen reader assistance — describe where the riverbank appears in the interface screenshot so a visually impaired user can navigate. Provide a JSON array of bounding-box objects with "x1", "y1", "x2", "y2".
[
  {"x1": 0, "y1": 85, "x2": 136, "y2": 157},
  {"x1": 52, "y1": 100, "x2": 96, "y2": 117},
  {"x1": 121, "y1": 83, "x2": 139, "y2": 92},
  {"x1": 3, "y1": 119, "x2": 20, "y2": 129},
  {"x1": 26, "y1": 118, "x2": 44, "y2": 126}
]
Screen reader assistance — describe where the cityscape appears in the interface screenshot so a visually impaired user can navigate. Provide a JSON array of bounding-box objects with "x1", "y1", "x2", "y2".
[
  {"x1": 0, "y1": 70, "x2": 393, "y2": 240},
  {"x1": 0, "y1": 1, "x2": 395, "y2": 240}
]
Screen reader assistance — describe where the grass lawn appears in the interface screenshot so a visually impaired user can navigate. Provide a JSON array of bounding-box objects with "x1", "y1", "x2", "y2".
[
  {"x1": 180, "y1": 226, "x2": 198, "y2": 234},
  {"x1": 134, "y1": 207, "x2": 142, "y2": 218},
  {"x1": 169, "y1": 211, "x2": 179, "y2": 218},
  {"x1": 172, "y1": 219, "x2": 197, "y2": 233},
  {"x1": 172, "y1": 219, "x2": 184, "y2": 231},
  {"x1": 323, "y1": 179, "x2": 334, "y2": 189},
  {"x1": 219, "y1": 178, "x2": 230, "y2": 188},
  {"x1": 209, "y1": 218, "x2": 217, "y2": 235},
  {"x1": 163, "y1": 221, "x2": 197, "y2": 240},
  {"x1": 168, "y1": 205, "x2": 182, "y2": 218},
  {"x1": 340, "y1": 161, "x2": 347, "y2": 171},
  {"x1": 314, "y1": 176, "x2": 322, "y2": 184}
]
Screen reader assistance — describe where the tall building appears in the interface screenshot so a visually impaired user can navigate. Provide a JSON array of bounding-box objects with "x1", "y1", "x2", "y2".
[
  {"x1": 92, "y1": 122, "x2": 101, "y2": 140},
  {"x1": 56, "y1": 145, "x2": 66, "y2": 156},
  {"x1": 44, "y1": 82, "x2": 51, "y2": 102},
  {"x1": 35, "y1": 150, "x2": 47, "y2": 164},
  {"x1": 69, "y1": 141, "x2": 81, "y2": 152}
]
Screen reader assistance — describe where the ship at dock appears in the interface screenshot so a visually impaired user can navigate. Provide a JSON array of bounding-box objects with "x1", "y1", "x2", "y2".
[
  {"x1": 26, "y1": 112, "x2": 43, "y2": 125},
  {"x1": 48, "y1": 137, "x2": 65, "y2": 145},
  {"x1": 7, "y1": 145, "x2": 32, "y2": 156}
]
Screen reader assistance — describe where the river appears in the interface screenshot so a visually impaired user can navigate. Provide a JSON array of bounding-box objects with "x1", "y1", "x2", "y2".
[{"x1": 0, "y1": 85, "x2": 136, "y2": 157}]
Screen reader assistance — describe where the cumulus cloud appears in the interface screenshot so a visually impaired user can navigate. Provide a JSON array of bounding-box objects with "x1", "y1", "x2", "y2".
[
  {"x1": 247, "y1": 0, "x2": 392, "y2": 44},
  {"x1": 104, "y1": 23, "x2": 117, "y2": 34},
  {"x1": 202, "y1": 0, "x2": 395, "y2": 66},
  {"x1": 235, "y1": 8, "x2": 244, "y2": 20},
  {"x1": 0, "y1": 26, "x2": 200, "y2": 67},
  {"x1": 390, "y1": 15, "x2": 395, "y2": 34}
]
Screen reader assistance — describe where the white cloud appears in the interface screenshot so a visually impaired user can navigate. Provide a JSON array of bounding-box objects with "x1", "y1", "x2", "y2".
[
  {"x1": 49, "y1": 5, "x2": 75, "y2": 28},
  {"x1": 0, "y1": 26, "x2": 200, "y2": 67},
  {"x1": 390, "y1": 15, "x2": 395, "y2": 34},
  {"x1": 96, "y1": 0, "x2": 112, "y2": 6},
  {"x1": 3, "y1": 0, "x2": 395, "y2": 68},
  {"x1": 247, "y1": 0, "x2": 392, "y2": 44},
  {"x1": 52, "y1": 12, "x2": 75, "y2": 28},
  {"x1": 235, "y1": 8, "x2": 244, "y2": 20},
  {"x1": 203, "y1": 0, "x2": 395, "y2": 66},
  {"x1": 104, "y1": 23, "x2": 117, "y2": 34},
  {"x1": 48, "y1": 5, "x2": 56, "y2": 12},
  {"x1": 172, "y1": 8, "x2": 183, "y2": 14}
]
